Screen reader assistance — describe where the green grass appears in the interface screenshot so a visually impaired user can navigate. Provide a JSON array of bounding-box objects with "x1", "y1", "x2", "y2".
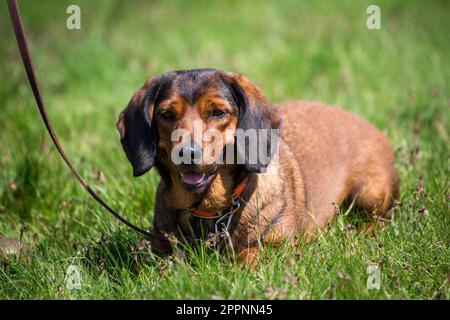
[{"x1": 0, "y1": 0, "x2": 449, "y2": 299}]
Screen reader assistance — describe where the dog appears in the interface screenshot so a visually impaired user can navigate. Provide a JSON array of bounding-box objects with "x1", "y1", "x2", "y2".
[{"x1": 116, "y1": 68, "x2": 399, "y2": 265}]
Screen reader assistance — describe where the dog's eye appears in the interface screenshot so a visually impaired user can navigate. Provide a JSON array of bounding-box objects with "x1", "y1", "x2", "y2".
[
  {"x1": 211, "y1": 109, "x2": 226, "y2": 119},
  {"x1": 159, "y1": 111, "x2": 175, "y2": 121}
]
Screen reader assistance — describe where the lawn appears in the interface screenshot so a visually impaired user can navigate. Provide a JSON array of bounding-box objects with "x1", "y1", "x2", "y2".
[{"x1": 0, "y1": 0, "x2": 448, "y2": 299}]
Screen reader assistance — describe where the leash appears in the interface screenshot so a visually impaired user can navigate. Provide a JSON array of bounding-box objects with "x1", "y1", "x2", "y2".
[{"x1": 6, "y1": 0, "x2": 154, "y2": 239}]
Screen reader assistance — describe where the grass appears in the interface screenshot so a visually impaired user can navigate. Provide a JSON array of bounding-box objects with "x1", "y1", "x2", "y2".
[{"x1": 0, "y1": 0, "x2": 449, "y2": 299}]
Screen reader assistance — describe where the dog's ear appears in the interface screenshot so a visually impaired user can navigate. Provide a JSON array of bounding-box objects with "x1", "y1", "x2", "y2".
[
  {"x1": 116, "y1": 77, "x2": 164, "y2": 177},
  {"x1": 220, "y1": 72, "x2": 281, "y2": 173}
]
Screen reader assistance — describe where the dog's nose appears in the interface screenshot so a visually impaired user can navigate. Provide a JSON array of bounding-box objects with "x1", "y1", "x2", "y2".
[{"x1": 179, "y1": 143, "x2": 202, "y2": 164}]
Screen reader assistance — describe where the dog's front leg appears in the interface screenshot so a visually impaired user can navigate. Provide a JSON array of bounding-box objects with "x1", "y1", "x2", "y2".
[
  {"x1": 150, "y1": 185, "x2": 180, "y2": 256},
  {"x1": 237, "y1": 247, "x2": 260, "y2": 269}
]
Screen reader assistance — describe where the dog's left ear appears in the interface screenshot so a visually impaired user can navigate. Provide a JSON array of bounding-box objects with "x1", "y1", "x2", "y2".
[
  {"x1": 220, "y1": 72, "x2": 281, "y2": 173},
  {"x1": 116, "y1": 77, "x2": 163, "y2": 177}
]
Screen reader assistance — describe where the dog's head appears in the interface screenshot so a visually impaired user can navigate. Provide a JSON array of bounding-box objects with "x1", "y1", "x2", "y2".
[{"x1": 117, "y1": 69, "x2": 280, "y2": 191}]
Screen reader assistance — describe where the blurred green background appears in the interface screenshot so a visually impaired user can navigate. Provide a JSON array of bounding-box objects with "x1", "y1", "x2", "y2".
[{"x1": 0, "y1": 0, "x2": 448, "y2": 299}]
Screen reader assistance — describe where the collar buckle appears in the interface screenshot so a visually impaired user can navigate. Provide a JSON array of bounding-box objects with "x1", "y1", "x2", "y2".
[{"x1": 214, "y1": 197, "x2": 241, "y2": 236}]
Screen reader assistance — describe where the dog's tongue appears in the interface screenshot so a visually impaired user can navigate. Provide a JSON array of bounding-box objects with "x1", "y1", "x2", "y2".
[{"x1": 181, "y1": 172, "x2": 206, "y2": 185}]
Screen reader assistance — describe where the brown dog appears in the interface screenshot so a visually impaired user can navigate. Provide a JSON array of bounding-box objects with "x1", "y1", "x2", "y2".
[{"x1": 117, "y1": 69, "x2": 399, "y2": 264}]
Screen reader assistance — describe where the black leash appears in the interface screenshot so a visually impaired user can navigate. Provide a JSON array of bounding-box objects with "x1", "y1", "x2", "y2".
[{"x1": 7, "y1": 0, "x2": 154, "y2": 239}]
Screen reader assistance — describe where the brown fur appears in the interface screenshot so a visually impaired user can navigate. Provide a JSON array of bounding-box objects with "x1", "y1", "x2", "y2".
[{"x1": 117, "y1": 69, "x2": 399, "y2": 264}]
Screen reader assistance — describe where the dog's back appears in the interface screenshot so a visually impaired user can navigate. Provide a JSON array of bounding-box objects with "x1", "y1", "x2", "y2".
[{"x1": 277, "y1": 100, "x2": 399, "y2": 231}]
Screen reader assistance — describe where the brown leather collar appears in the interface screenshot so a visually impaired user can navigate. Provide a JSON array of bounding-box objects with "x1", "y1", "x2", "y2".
[{"x1": 189, "y1": 174, "x2": 251, "y2": 218}]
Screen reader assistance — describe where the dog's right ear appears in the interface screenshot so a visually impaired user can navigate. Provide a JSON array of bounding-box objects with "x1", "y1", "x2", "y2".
[{"x1": 116, "y1": 77, "x2": 163, "y2": 177}]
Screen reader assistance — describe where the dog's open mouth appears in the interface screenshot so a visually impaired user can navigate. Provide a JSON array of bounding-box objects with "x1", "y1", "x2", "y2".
[{"x1": 180, "y1": 169, "x2": 216, "y2": 190}]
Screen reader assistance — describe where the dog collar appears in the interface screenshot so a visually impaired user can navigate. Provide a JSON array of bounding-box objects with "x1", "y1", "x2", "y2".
[{"x1": 189, "y1": 174, "x2": 251, "y2": 219}]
